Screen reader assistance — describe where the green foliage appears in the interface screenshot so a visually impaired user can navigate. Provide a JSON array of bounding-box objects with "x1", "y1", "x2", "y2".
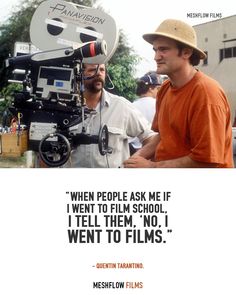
[
  {"x1": 0, "y1": 83, "x2": 21, "y2": 101},
  {"x1": 0, "y1": 0, "x2": 42, "y2": 66},
  {"x1": 107, "y1": 31, "x2": 139, "y2": 101},
  {"x1": 0, "y1": 83, "x2": 21, "y2": 122}
]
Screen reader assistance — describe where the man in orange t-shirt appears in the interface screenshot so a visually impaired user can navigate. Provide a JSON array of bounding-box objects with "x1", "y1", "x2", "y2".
[{"x1": 124, "y1": 19, "x2": 233, "y2": 168}]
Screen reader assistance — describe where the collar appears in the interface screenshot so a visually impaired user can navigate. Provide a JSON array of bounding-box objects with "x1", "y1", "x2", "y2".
[{"x1": 101, "y1": 89, "x2": 111, "y2": 107}]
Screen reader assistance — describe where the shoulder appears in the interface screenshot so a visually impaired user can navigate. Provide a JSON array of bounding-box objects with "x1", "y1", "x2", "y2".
[
  {"x1": 103, "y1": 89, "x2": 134, "y2": 108},
  {"x1": 133, "y1": 97, "x2": 155, "y2": 106},
  {"x1": 193, "y1": 71, "x2": 228, "y2": 104},
  {"x1": 187, "y1": 71, "x2": 231, "y2": 114},
  {"x1": 194, "y1": 71, "x2": 222, "y2": 89},
  {"x1": 191, "y1": 71, "x2": 227, "y2": 101}
]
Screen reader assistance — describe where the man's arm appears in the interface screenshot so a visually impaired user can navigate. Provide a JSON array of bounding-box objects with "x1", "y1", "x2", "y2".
[
  {"x1": 124, "y1": 154, "x2": 219, "y2": 168},
  {"x1": 125, "y1": 128, "x2": 219, "y2": 168},
  {"x1": 134, "y1": 133, "x2": 160, "y2": 159}
]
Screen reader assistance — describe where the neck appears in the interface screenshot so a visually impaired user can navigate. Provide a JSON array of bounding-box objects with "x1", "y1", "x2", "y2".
[
  {"x1": 84, "y1": 90, "x2": 102, "y2": 109},
  {"x1": 143, "y1": 88, "x2": 156, "y2": 98},
  {"x1": 169, "y1": 65, "x2": 197, "y2": 88}
]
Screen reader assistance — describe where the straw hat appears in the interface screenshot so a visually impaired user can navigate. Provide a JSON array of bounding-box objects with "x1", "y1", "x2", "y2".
[{"x1": 143, "y1": 19, "x2": 206, "y2": 59}]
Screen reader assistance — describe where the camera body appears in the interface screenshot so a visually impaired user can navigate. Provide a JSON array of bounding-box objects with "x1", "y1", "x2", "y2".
[{"x1": 7, "y1": 43, "x2": 108, "y2": 167}]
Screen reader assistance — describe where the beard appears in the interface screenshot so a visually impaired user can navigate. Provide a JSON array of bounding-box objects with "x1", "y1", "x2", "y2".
[{"x1": 84, "y1": 77, "x2": 105, "y2": 93}]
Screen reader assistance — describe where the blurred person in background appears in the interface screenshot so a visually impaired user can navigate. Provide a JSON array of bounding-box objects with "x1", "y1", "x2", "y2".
[{"x1": 129, "y1": 71, "x2": 162, "y2": 155}]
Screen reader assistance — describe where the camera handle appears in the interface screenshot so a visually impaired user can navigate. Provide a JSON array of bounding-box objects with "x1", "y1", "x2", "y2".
[
  {"x1": 38, "y1": 125, "x2": 111, "y2": 167},
  {"x1": 38, "y1": 133, "x2": 71, "y2": 167}
]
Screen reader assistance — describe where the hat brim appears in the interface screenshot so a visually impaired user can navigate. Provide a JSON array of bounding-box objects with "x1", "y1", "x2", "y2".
[{"x1": 143, "y1": 32, "x2": 207, "y2": 60}]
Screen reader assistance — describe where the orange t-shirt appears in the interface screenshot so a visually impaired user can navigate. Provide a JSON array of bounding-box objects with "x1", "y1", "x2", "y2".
[{"x1": 152, "y1": 71, "x2": 233, "y2": 167}]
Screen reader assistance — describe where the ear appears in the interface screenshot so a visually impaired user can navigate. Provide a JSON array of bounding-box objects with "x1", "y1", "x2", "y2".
[{"x1": 182, "y1": 48, "x2": 194, "y2": 59}]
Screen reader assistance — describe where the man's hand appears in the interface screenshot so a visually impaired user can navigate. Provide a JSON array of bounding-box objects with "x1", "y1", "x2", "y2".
[
  {"x1": 124, "y1": 155, "x2": 155, "y2": 168},
  {"x1": 124, "y1": 154, "x2": 219, "y2": 168}
]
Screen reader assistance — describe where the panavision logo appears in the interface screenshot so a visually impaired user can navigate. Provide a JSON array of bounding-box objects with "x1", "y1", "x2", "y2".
[{"x1": 48, "y1": 3, "x2": 106, "y2": 24}]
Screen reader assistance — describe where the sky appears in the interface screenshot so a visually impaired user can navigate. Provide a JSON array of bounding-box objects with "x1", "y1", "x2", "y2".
[{"x1": 0, "y1": 0, "x2": 235, "y2": 76}]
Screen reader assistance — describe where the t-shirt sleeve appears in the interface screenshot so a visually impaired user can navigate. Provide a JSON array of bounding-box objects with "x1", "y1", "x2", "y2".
[{"x1": 189, "y1": 103, "x2": 228, "y2": 165}]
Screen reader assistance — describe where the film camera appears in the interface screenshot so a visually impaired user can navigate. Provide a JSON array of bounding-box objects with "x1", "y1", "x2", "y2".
[{"x1": 4, "y1": 0, "x2": 118, "y2": 167}]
